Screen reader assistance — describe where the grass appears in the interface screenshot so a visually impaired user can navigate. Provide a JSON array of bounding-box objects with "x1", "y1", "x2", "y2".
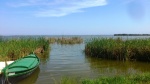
[
  {"x1": 82, "y1": 73, "x2": 150, "y2": 84},
  {"x1": 85, "y1": 38, "x2": 150, "y2": 62},
  {"x1": 60, "y1": 73, "x2": 150, "y2": 84},
  {"x1": 60, "y1": 77, "x2": 79, "y2": 84},
  {"x1": 0, "y1": 37, "x2": 49, "y2": 61},
  {"x1": 47, "y1": 37, "x2": 83, "y2": 44}
]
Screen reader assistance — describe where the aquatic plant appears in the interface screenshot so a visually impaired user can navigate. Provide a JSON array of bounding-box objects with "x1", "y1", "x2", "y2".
[
  {"x1": 0, "y1": 37, "x2": 49, "y2": 61},
  {"x1": 47, "y1": 37, "x2": 83, "y2": 44},
  {"x1": 0, "y1": 36, "x2": 4, "y2": 42},
  {"x1": 85, "y1": 38, "x2": 150, "y2": 62}
]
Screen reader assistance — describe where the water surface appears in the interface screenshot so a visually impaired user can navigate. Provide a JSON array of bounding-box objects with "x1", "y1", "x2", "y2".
[{"x1": 18, "y1": 41, "x2": 150, "y2": 84}]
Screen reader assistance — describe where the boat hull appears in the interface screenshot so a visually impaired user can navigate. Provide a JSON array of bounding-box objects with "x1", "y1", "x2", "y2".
[
  {"x1": 5, "y1": 67, "x2": 39, "y2": 84},
  {"x1": 1, "y1": 53, "x2": 40, "y2": 84}
]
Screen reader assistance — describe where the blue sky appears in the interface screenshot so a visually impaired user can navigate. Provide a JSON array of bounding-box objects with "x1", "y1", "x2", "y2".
[{"x1": 0, "y1": 0, "x2": 150, "y2": 35}]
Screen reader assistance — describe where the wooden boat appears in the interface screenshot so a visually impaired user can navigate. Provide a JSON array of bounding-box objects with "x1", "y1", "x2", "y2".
[{"x1": 1, "y1": 53, "x2": 40, "y2": 83}]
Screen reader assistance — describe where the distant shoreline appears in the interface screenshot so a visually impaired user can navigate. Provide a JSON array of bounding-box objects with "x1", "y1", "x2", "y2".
[{"x1": 114, "y1": 34, "x2": 150, "y2": 36}]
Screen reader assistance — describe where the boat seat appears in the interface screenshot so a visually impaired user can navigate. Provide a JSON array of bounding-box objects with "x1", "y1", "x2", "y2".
[{"x1": 8, "y1": 66, "x2": 28, "y2": 69}]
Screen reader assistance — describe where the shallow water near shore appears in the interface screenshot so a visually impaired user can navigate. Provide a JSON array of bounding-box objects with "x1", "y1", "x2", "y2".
[
  {"x1": 18, "y1": 41, "x2": 150, "y2": 84},
  {"x1": 1, "y1": 35, "x2": 149, "y2": 84}
]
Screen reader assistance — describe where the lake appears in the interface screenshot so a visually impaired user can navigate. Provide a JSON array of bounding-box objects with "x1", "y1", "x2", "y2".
[{"x1": 8, "y1": 35, "x2": 150, "y2": 84}]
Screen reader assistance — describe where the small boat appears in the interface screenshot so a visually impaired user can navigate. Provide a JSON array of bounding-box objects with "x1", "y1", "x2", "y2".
[{"x1": 1, "y1": 53, "x2": 40, "y2": 83}]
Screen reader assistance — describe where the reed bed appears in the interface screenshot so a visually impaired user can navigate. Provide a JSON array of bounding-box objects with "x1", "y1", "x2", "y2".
[
  {"x1": 0, "y1": 38, "x2": 49, "y2": 61},
  {"x1": 47, "y1": 37, "x2": 83, "y2": 44},
  {"x1": 0, "y1": 36, "x2": 3, "y2": 42},
  {"x1": 59, "y1": 73, "x2": 150, "y2": 84},
  {"x1": 85, "y1": 38, "x2": 150, "y2": 62}
]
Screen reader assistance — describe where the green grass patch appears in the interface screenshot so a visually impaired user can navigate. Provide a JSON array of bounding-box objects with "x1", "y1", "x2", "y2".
[
  {"x1": 82, "y1": 73, "x2": 150, "y2": 84},
  {"x1": 85, "y1": 38, "x2": 150, "y2": 62},
  {"x1": 60, "y1": 73, "x2": 150, "y2": 84}
]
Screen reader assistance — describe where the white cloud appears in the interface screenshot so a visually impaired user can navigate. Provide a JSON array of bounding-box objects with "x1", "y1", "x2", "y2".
[{"x1": 8, "y1": 0, "x2": 107, "y2": 17}]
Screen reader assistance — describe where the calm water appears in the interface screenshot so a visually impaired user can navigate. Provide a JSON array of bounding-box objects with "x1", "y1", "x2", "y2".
[{"x1": 10, "y1": 35, "x2": 150, "y2": 84}]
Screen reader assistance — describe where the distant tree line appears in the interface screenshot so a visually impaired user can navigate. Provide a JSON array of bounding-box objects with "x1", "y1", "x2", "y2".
[{"x1": 114, "y1": 34, "x2": 150, "y2": 36}]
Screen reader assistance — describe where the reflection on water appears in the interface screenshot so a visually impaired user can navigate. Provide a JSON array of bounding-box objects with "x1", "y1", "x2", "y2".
[
  {"x1": 35, "y1": 43, "x2": 88, "y2": 84},
  {"x1": 37, "y1": 43, "x2": 149, "y2": 84},
  {"x1": 17, "y1": 67, "x2": 40, "y2": 84},
  {"x1": 86, "y1": 56, "x2": 150, "y2": 77},
  {"x1": 17, "y1": 42, "x2": 150, "y2": 84},
  {"x1": 38, "y1": 50, "x2": 50, "y2": 64}
]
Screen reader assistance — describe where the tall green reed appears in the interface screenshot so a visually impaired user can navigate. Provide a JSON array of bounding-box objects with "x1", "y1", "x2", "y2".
[
  {"x1": 47, "y1": 37, "x2": 83, "y2": 44},
  {"x1": 0, "y1": 37, "x2": 49, "y2": 61},
  {"x1": 85, "y1": 38, "x2": 150, "y2": 62}
]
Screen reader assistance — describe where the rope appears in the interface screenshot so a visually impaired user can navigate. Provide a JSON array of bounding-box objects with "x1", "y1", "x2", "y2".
[
  {"x1": 5, "y1": 69, "x2": 11, "y2": 84},
  {"x1": 1, "y1": 68, "x2": 11, "y2": 84}
]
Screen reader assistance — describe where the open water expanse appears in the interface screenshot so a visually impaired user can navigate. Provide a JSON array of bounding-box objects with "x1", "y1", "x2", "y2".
[{"x1": 4, "y1": 35, "x2": 150, "y2": 84}]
